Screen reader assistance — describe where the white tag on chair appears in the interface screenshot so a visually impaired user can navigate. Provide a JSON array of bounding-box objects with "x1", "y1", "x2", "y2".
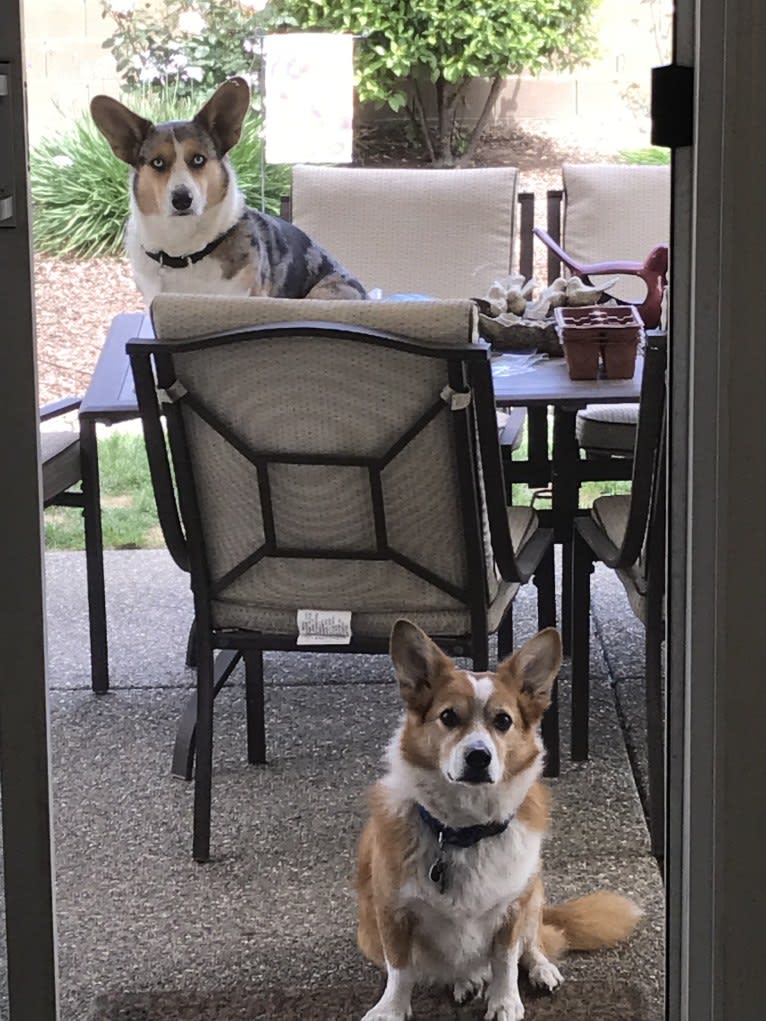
[{"x1": 296, "y1": 609, "x2": 353, "y2": 645}]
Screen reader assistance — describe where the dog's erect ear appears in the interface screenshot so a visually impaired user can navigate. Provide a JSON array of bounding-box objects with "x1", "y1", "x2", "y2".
[
  {"x1": 90, "y1": 95, "x2": 153, "y2": 167},
  {"x1": 390, "y1": 619, "x2": 452, "y2": 711},
  {"x1": 193, "y1": 76, "x2": 251, "y2": 156},
  {"x1": 497, "y1": 628, "x2": 561, "y2": 721}
]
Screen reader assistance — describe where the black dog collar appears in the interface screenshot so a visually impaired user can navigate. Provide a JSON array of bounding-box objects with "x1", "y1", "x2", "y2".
[
  {"x1": 144, "y1": 222, "x2": 238, "y2": 269},
  {"x1": 417, "y1": 803, "x2": 513, "y2": 849},
  {"x1": 418, "y1": 803, "x2": 513, "y2": 894}
]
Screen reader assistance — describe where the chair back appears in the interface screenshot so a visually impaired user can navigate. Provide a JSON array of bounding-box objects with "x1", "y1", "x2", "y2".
[
  {"x1": 129, "y1": 295, "x2": 520, "y2": 643},
  {"x1": 287, "y1": 165, "x2": 520, "y2": 299},
  {"x1": 560, "y1": 163, "x2": 670, "y2": 303},
  {"x1": 615, "y1": 331, "x2": 667, "y2": 569}
]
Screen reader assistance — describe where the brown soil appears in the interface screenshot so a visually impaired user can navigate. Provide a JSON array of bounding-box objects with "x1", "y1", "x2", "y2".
[{"x1": 34, "y1": 125, "x2": 610, "y2": 404}]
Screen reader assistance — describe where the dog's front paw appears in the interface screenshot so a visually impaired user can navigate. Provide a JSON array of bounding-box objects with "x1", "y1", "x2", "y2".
[
  {"x1": 527, "y1": 958, "x2": 563, "y2": 992},
  {"x1": 453, "y1": 967, "x2": 490, "y2": 1004},
  {"x1": 453, "y1": 977, "x2": 483, "y2": 1004},
  {"x1": 361, "y1": 1007, "x2": 412, "y2": 1021},
  {"x1": 484, "y1": 992, "x2": 525, "y2": 1021}
]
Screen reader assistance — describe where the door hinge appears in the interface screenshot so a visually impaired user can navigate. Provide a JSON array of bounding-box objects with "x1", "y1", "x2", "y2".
[{"x1": 651, "y1": 64, "x2": 694, "y2": 148}]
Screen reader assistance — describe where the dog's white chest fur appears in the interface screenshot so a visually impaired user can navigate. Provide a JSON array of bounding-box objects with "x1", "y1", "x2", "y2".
[
  {"x1": 127, "y1": 236, "x2": 250, "y2": 303},
  {"x1": 125, "y1": 181, "x2": 248, "y2": 304},
  {"x1": 399, "y1": 818, "x2": 542, "y2": 982}
]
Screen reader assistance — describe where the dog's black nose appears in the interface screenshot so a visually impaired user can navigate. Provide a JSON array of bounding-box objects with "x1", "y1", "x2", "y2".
[
  {"x1": 171, "y1": 188, "x2": 193, "y2": 211},
  {"x1": 465, "y1": 746, "x2": 492, "y2": 771}
]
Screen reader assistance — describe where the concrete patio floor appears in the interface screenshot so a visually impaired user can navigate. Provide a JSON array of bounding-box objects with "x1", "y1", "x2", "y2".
[{"x1": 39, "y1": 548, "x2": 663, "y2": 1020}]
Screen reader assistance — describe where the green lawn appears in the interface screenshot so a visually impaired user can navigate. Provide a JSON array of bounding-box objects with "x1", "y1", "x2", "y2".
[
  {"x1": 44, "y1": 423, "x2": 630, "y2": 552},
  {"x1": 510, "y1": 418, "x2": 631, "y2": 510},
  {"x1": 44, "y1": 432, "x2": 163, "y2": 551}
]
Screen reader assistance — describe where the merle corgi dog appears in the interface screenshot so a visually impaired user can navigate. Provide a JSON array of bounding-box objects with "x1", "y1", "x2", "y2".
[
  {"x1": 90, "y1": 77, "x2": 367, "y2": 305},
  {"x1": 357, "y1": 620, "x2": 641, "y2": 1021}
]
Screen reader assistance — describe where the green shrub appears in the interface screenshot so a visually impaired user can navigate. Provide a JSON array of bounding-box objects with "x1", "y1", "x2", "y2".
[
  {"x1": 264, "y1": 0, "x2": 600, "y2": 165},
  {"x1": 30, "y1": 91, "x2": 290, "y2": 259},
  {"x1": 618, "y1": 146, "x2": 671, "y2": 166},
  {"x1": 100, "y1": 0, "x2": 264, "y2": 99},
  {"x1": 100, "y1": 0, "x2": 599, "y2": 167}
]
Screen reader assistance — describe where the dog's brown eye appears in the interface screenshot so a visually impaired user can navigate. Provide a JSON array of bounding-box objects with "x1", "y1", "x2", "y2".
[
  {"x1": 494, "y1": 712, "x2": 512, "y2": 733},
  {"x1": 150, "y1": 157, "x2": 165, "y2": 171},
  {"x1": 439, "y1": 708, "x2": 459, "y2": 728},
  {"x1": 190, "y1": 154, "x2": 206, "y2": 168}
]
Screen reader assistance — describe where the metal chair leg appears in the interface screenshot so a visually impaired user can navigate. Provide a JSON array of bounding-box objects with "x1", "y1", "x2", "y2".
[
  {"x1": 561, "y1": 539, "x2": 572, "y2": 656},
  {"x1": 535, "y1": 544, "x2": 559, "y2": 777},
  {"x1": 571, "y1": 527, "x2": 593, "y2": 761},
  {"x1": 79, "y1": 419, "x2": 109, "y2": 693},
  {"x1": 244, "y1": 649, "x2": 266, "y2": 765},
  {"x1": 192, "y1": 635, "x2": 215, "y2": 863},
  {"x1": 185, "y1": 619, "x2": 197, "y2": 668},
  {"x1": 172, "y1": 650, "x2": 242, "y2": 780},
  {"x1": 472, "y1": 634, "x2": 489, "y2": 673},
  {"x1": 535, "y1": 543, "x2": 557, "y2": 631},
  {"x1": 497, "y1": 607, "x2": 513, "y2": 662}
]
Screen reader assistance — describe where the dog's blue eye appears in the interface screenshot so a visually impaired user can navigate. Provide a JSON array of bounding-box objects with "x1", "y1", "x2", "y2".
[
  {"x1": 439, "y1": 708, "x2": 459, "y2": 728},
  {"x1": 494, "y1": 712, "x2": 512, "y2": 733},
  {"x1": 190, "y1": 154, "x2": 206, "y2": 168},
  {"x1": 150, "y1": 157, "x2": 165, "y2": 171}
]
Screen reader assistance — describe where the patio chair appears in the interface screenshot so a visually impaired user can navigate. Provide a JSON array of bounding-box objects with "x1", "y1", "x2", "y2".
[
  {"x1": 283, "y1": 165, "x2": 528, "y2": 459},
  {"x1": 282, "y1": 165, "x2": 534, "y2": 300},
  {"x1": 535, "y1": 162, "x2": 670, "y2": 464},
  {"x1": 129, "y1": 294, "x2": 556, "y2": 862},
  {"x1": 40, "y1": 397, "x2": 108, "y2": 692},
  {"x1": 570, "y1": 331, "x2": 667, "y2": 860}
]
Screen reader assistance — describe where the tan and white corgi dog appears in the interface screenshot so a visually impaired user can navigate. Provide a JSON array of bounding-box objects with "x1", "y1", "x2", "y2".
[
  {"x1": 357, "y1": 620, "x2": 641, "y2": 1021},
  {"x1": 90, "y1": 77, "x2": 367, "y2": 305}
]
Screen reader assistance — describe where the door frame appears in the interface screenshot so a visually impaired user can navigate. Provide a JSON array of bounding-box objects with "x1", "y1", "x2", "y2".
[
  {"x1": 6, "y1": 0, "x2": 766, "y2": 1018},
  {"x1": 667, "y1": 1, "x2": 766, "y2": 1019},
  {"x1": 0, "y1": 2, "x2": 59, "y2": 1018}
]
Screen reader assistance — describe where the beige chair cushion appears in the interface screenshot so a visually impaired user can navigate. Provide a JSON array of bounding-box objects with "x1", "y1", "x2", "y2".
[
  {"x1": 562, "y1": 163, "x2": 670, "y2": 303},
  {"x1": 40, "y1": 430, "x2": 81, "y2": 504},
  {"x1": 151, "y1": 294, "x2": 477, "y2": 347},
  {"x1": 576, "y1": 402, "x2": 639, "y2": 455},
  {"x1": 591, "y1": 494, "x2": 646, "y2": 622},
  {"x1": 150, "y1": 294, "x2": 532, "y2": 639},
  {"x1": 289, "y1": 165, "x2": 519, "y2": 299}
]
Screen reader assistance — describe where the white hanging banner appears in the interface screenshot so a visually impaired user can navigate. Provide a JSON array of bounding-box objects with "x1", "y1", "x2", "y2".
[{"x1": 263, "y1": 33, "x2": 354, "y2": 165}]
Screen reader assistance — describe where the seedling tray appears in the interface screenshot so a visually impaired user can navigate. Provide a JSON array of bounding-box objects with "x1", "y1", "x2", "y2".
[{"x1": 554, "y1": 305, "x2": 644, "y2": 379}]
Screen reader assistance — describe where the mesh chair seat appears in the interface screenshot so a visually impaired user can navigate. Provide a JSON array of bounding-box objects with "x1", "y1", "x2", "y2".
[
  {"x1": 210, "y1": 504, "x2": 537, "y2": 636},
  {"x1": 40, "y1": 430, "x2": 81, "y2": 504}
]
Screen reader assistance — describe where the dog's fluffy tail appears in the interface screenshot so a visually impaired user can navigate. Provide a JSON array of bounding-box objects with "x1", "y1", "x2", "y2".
[{"x1": 541, "y1": 891, "x2": 642, "y2": 956}]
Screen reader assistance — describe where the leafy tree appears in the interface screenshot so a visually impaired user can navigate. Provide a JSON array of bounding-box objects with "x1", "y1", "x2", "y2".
[
  {"x1": 100, "y1": 0, "x2": 599, "y2": 165},
  {"x1": 99, "y1": 0, "x2": 265, "y2": 98},
  {"x1": 263, "y1": 0, "x2": 599, "y2": 164}
]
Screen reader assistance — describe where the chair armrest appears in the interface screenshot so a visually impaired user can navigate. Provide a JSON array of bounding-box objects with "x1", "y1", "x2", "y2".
[
  {"x1": 514, "y1": 527, "x2": 554, "y2": 584},
  {"x1": 533, "y1": 228, "x2": 668, "y2": 330},
  {"x1": 533, "y1": 227, "x2": 645, "y2": 278},
  {"x1": 39, "y1": 396, "x2": 82, "y2": 422},
  {"x1": 575, "y1": 516, "x2": 623, "y2": 567}
]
